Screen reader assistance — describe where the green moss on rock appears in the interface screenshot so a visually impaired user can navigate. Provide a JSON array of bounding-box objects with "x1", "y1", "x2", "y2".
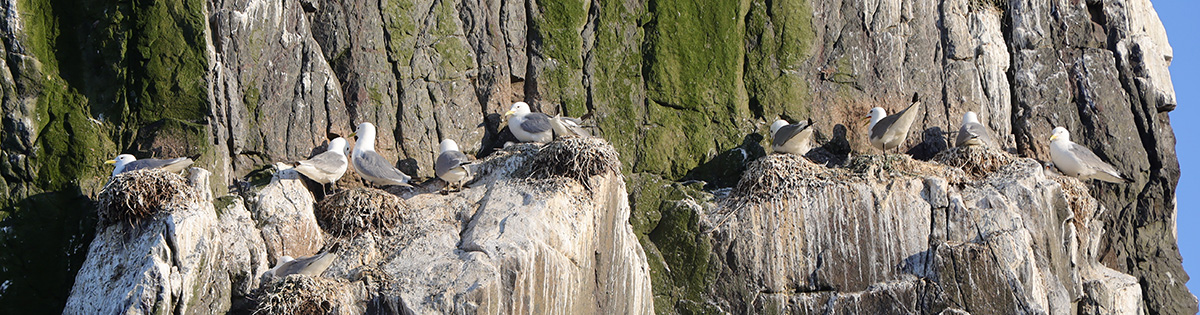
[
  {"x1": 528, "y1": 0, "x2": 590, "y2": 116},
  {"x1": 744, "y1": 0, "x2": 815, "y2": 120},
  {"x1": 632, "y1": 176, "x2": 722, "y2": 314}
]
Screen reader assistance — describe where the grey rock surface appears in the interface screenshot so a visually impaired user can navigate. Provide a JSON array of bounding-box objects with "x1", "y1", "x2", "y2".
[
  {"x1": 700, "y1": 153, "x2": 1145, "y2": 314},
  {"x1": 64, "y1": 169, "x2": 268, "y2": 314}
]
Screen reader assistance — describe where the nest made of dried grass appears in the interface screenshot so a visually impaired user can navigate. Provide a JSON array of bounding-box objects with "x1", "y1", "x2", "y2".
[
  {"x1": 726, "y1": 154, "x2": 837, "y2": 204},
  {"x1": 315, "y1": 188, "x2": 411, "y2": 237},
  {"x1": 517, "y1": 137, "x2": 620, "y2": 188},
  {"x1": 932, "y1": 146, "x2": 1015, "y2": 179},
  {"x1": 253, "y1": 275, "x2": 348, "y2": 315},
  {"x1": 97, "y1": 169, "x2": 199, "y2": 225}
]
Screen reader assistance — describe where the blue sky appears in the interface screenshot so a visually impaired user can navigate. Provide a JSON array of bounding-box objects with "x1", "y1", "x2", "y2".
[{"x1": 1157, "y1": 0, "x2": 1200, "y2": 295}]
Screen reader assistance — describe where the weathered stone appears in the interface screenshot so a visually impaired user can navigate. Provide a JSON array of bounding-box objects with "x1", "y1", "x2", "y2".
[
  {"x1": 246, "y1": 169, "x2": 325, "y2": 264},
  {"x1": 64, "y1": 170, "x2": 267, "y2": 314}
]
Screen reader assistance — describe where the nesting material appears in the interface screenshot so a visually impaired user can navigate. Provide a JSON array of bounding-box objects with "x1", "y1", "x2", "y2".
[
  {"x1": 97, "y1": 168, "x2": 199, "y2": 225},
  {"x1": 253, "y1": 275, "x2": 348, "y2": 315},
  {"x1": 727, "y1": 154, "x2": 835, "y2": 204},
  {"x1": 315, "y1": 188, "x2": 410, "y2": 237},
  {"x1": 517, "y1": 137, "x2": 620, "y2": 188},
  {"x1": 933, "y1": 146, "x2": 1014, "y2": 179},
  {"x1": 843, "y1": 154, "x2": 967, "y2": 183}
]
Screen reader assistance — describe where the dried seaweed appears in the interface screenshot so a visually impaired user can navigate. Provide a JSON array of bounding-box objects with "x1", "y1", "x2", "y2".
[{"x1": 96, "y1": 169, "x2": 199, "y2": 226}]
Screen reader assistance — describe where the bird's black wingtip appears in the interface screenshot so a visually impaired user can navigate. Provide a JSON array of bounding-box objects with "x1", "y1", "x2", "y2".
[{"x1": 911, "y1": 92, "x2": 920, "y2": 103}]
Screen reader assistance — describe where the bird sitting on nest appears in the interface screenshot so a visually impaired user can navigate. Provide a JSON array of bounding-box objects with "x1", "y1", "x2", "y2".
[
  {"x1": 956, "y1": 111, "x2": 995, "y2": 148},
  {"x1": 770, "y1": 118, "x2": 815, "y2": 156},
  {"x1": 106, "y1": 154, "x2": 195, "y2": 177},
  {"x1": 504, "y1": 102, "x2": 553, "y2": 143}
]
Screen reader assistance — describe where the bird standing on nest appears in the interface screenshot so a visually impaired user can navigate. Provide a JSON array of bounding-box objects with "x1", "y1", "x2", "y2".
[
  {"x1": 865, "y1": 93, "x2": 922, "y2": 154},
  {"x1": 435, "y1": 139, "x2": 472, "y2": 193}
]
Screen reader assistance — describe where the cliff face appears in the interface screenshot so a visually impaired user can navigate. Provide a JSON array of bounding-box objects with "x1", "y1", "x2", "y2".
[
  {"x1": 0, "y1": 0, "x2": 1187, "y2": 313},
  {"x1": 64, "y1": 140, "x2": 654, "y2": 314}
]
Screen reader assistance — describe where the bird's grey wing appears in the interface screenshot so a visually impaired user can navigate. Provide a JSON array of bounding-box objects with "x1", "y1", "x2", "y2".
[
  {"x1": 435, "y1": 151, "x2": 471, "y2": 177},
  {"x1": 123, "y1": 158, "x2": 187, "y2": 172},
  {"x1": 358, "y1": 151, "x2": 411, "y2": 181},
  {"x1": 559, "y1": 116, "x2": 584, "y2": 125},
  {"x1": 888, "y1": 100, "x2": 922, "y2": 138},
  {"x1": 302, "y1": 151, "x2": 345, "y2": 171},
  {"x1": 773, "y1": 122, "x2": 810, "y2": 147},
  {"x1": 521, "y1": 113, "x2": 553, "y2": 134},
  {"x1": 1068, "y1": 143, "x2": 1122, "y2": 175},
  {"x1": 956, "y1": 122, "x2": 991, "y2": 147}
]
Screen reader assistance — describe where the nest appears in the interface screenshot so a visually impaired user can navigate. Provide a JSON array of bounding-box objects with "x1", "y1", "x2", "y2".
[
  {"x1": 315, "y1": 188, "x2": 411, "y2": 237},
  {"x1": 726, "y1": 154, "x2": 835, "y2": 204},
  {"x1": 253, "y1": 275, "x2": 348, "y2": 315},
  {"x1": 517, "y1": 137, "x2": 620, "y2": 188},
  {"x1": 96, "y1": 169, "x2": 199, "y2": 225},
  {"x1": 932, "y1": 146, "x2": 1015, "y2": 179}
]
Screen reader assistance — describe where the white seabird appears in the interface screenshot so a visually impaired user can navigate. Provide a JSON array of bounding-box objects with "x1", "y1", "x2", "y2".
[
  {"x1": 263, "y1": 252, "x2": 337, "y2": 281},
  {"x1": 349, "y1": 122, "x2": 412, "y2": 186},
  {"x1": 1049, "y1": 126, "x2": 1133, "y2": 183},
  {"x1": 504, "y1": 102, "x2": 553, "y2": 143},
  {"x1": 770, "y1": 118, "x2": 814, "y2": 156},
  {"x1": 106, "y1": 154, "x2": 194, "y2": 177},
  {"x1": 291, "y1": 137, "x2": 350, "y2": 184},
  {"x1": 550, "y1": 114, "x2": 590, "y2": 139},
  {"x1": 866, "y1": 93, "x2": 922, "y2": 153},
  {"x1": 435, "y1": 139, "x2": 472, "y2": 192},
  {"x1": 955, "y1": 111, "x2": 994, "y2": 148}
]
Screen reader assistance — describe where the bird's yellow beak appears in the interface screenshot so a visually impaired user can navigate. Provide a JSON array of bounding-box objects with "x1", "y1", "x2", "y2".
[
  {"x1": 1049, "y1": 134, "x2": 1058, "y2": 141},
  {"x1": 503, "y1": 109, "x2": 515, "y2": 121},
  {"x1": 348, "y1": 132, "x2": 357, "y2": 138},
  {"x1": 105, "y1": 159, "x2": 116, "y2": 165},
  {"x1": 861, "y1": 116, "x2": 870, "y2": 126}
]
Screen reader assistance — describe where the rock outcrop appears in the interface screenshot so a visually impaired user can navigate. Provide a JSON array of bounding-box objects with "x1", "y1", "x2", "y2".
[
  {"x1": 0, "y1": 0, "x2": 1188, "y2": 313},
  {"x1": 65, "y1": 139, "x2": 654, "y2": 314},
  {"x1": 690, "y1": 152, "x2": 1144, "y2": 313},
  {"x1": 64, "y1": 168, "x2": 269, "y2": 314}
]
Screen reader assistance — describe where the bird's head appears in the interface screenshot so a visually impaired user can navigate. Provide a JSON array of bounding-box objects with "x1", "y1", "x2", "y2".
[
  {"x1": 439, "y1": 139, "x2": 460, "y2": 153},
  {"x1": 106, "y1": 154, "x2": 137, "y2": 176},
  {"x1": 864, "y1": 107, "x2": 886, "y2": 128},
  {"x1": 504, "y1": 102, "x2": 532, "y2": 121},
  {"x1": 962, "y1": 111, "x2": 980, "y2": 124},
  {"x1": 1050, "y1": 126, "x2": 1070, "y2": 142},
  {"x1": 770, "y1": 119, "x2": 788, "y2": 137}
]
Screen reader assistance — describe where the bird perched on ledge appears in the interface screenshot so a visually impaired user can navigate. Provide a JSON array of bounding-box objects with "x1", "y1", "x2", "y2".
[
  {"x1": 106, "y1": 154, "x2": 194, "y2": 177},
  {"x1": 289, "y1": 137, "x2": 349, "y2": 185},
  {"x1": 435, "y1": 139, "x2": 472, "y2": 193},
  {"x1": 504, "y1": 102, "x2": 553, "y2": 143},
  {"x1": 1048, "y1": 126, "x2": 1133, "y2": 183},
  {"x1": 865, "y1": 93, "x2": 922, "y2": 153},
  {"x1": 770, "y1": 118, "x2": 814, "y2": 156},
  {"x1": 349, "y1": 122, "x2": 412, "y2": 187}
]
